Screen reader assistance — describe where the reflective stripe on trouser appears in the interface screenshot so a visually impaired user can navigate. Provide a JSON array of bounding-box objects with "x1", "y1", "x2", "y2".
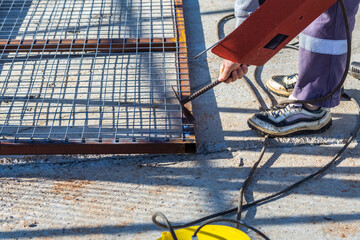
[{"x1": 293, "y1": 0, "x2": 360, "y2": 108}]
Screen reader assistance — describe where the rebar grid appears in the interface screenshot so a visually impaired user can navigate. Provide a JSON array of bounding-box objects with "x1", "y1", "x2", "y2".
[
  {"x1": 0, "y1": 0, "x2": 177, "y2": 40},
  {"x1": 0, "y1": 0, "x2": 193, "y2": 150}
]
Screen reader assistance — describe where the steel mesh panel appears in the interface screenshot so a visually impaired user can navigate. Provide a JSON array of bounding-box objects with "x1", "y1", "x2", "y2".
[
  {"x1": 0, "y1": 52, "x2": 184, "y2": 142},
  {"x1": 0, "y1": 0, "x2": 176, "y2": 40},
  {"x1": 0, "y1": 0, "x2": 193, "y2": 152}
]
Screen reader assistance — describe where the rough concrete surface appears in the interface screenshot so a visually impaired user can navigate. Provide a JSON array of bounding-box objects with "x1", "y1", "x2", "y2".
[{"x1": 1, "y1": 0, "x2": 360, "y2": 239}]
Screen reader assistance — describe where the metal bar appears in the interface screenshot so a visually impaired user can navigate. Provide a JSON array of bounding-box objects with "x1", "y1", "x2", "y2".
[
  {"x1": 0, "y1": 0, "x2": 177, "y2": 40},
  {"x1": 0, "y1": 140, "x2": 196, "y2": 155},
  {"x1": 0, "y1": 38, "x2": 179, "y2": 53},
  {"x1": 174, "y1": 0, "x2": 195, "y2": 139},
  {"x1": 161, "y1": 0, "x2": 168, "y2": 139},
  {"x1": 113, "y1": 0, "x2": 130, "y2": 142},
  {"x1": 148, "y1": 0, "x2": 154, "y2": 140}
]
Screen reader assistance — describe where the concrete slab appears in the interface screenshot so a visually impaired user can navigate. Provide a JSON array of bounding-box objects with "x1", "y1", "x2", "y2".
[
  {"x1": 0, "y1": 0, "x2": 359, "y2": 239},
  {"x1": 0, "y1": 143, "x2": 359, "y2": 239}
]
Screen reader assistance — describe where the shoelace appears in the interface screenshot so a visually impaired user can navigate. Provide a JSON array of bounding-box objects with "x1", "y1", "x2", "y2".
[
  {"x1": 268, "y1": 104, "x2": 299, "y2": 118},
  {"x1": 284, "y1": 74, "x2": 298, "y2": 87}
]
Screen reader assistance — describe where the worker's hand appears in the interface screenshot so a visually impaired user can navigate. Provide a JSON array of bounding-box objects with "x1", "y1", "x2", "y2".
[{"x1": 218, "y1": 60, "x2": 248, "y2": 84}]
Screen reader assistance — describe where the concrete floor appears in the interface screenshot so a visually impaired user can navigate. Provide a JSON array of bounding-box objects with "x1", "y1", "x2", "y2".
[{"x1": 1, "y1": 0, "x2": 360, "y2": 239}]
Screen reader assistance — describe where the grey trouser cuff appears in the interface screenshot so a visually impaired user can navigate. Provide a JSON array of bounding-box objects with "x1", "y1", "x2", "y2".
[{"x1": 234, "y1": 0, "x2": 259, "y2": 27}]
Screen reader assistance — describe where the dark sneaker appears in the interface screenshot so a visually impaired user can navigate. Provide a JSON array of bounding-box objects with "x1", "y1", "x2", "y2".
[
  {"x1": 266, "y1": 74, "x2": 297, "y2": 97},
  {"x1": 247, "y1": 104, "x2": 332, "y2": 137}
]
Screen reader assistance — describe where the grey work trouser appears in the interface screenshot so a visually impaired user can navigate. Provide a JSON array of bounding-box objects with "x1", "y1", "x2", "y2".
[{"x1": 234, "y1": 0, "x2": 360, "y2": 108}]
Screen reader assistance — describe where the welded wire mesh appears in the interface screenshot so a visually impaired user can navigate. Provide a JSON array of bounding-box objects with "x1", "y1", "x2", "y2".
[
  {"x1": 0, "y1": 0, "x2": 189, "y2": 143},
  {"x1": 0, "y1": 0, "x2": 177, "y2": 40}
]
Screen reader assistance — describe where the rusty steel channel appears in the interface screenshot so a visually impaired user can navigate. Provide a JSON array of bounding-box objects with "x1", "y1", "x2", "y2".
[
  {"x1": 0, "y1": 0, "x2": 196, "y2": 154},
  {"x1": 0, "y1": 38, "x2": 179, "y2": 53}
]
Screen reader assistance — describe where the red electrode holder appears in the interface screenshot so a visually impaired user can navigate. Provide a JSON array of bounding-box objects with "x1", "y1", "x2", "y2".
[{"x1": 211, "y1": 0, "x2": 337, "y2": 66}]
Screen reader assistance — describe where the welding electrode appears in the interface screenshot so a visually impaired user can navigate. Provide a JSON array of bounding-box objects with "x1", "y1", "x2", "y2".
[{"x1": 350, "y1": 61, "x2": 360, "y2": 79}]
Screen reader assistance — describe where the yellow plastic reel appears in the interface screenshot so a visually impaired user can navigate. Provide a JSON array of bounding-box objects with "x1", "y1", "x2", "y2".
[{"x1": 157, "y1": 225, "x2": 251, "y2": 240}]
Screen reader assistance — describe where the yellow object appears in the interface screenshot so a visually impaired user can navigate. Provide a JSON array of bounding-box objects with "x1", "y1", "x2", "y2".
[{"x1": 157, "y1": 225, "x2": 251, "y2": 240}]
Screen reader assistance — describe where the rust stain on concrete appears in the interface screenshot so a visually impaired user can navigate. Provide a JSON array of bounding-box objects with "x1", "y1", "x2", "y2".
[
  {"x1": 52, "y1": 179, "x2": 92, "y2": 201},
  {"x1": 322, "y1": 223, "x2": 358, "y2": 238}
]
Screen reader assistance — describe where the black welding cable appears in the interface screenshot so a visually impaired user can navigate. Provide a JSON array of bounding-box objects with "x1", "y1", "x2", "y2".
[
  {"x1": 152, "y1": 212, "x2": 178, "y2": 240},
  {"x1": 191, "y1": 218, "x2": 270, "y2": 240},
  {"x1": 153, "y1": 0, "x2": 360, "y2": 232},
  {"x1": 251, "y1": 66, "x2": 278, "y2": 108},
  {"x1": 237, "y1": 0, "x2": 354, "y2": 222},
  {"x1": 239, "y1": 0, "x2": 352, "y2": 228},
  {"x1": 217, "y1": 13, "x2": 235, "y2": 39},
  {"x1": 236, "y1": 135, "x2": 269, "y2": 223}
]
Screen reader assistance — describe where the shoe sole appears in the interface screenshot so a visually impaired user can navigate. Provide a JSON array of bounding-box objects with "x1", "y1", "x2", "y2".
[
  {"x1": 247, "y1": 117, "x2": 332, "y2": 138},
  {"x1": 265, "y1": 80, "x2": 293, "y2": 97}
]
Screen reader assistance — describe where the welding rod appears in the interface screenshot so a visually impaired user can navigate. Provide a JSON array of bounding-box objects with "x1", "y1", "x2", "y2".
[{"x1": 194, "y1": 40, "x2": 222, "y2": 59}]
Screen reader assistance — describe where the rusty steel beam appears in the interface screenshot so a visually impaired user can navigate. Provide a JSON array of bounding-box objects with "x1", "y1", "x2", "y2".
[
  {"x1": 174, "y1": 0, "x2": 195, "y2": 141},
  {"x1": 0, "y1": 140, "x2": 196, "y2": 155},
  {"x1": 0, "y1": 38, "x2": 180, "y2": 53},
  {"x1": 175, "y1": 0, "x2": 191, "y2": 111}
]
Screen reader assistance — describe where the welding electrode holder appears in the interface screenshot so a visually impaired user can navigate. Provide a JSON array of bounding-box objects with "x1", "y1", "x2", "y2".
[
  {"x1": 180, "y1": 79, "x2": 222, "y2": 105},
  {"x1": 177, "y1": 63, "x2": 250, "y2": 106},
  {"x1": 173, "y1": 66, "x2": 248, "y2": 124}
]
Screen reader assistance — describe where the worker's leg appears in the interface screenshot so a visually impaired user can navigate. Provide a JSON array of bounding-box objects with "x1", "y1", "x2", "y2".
[
  {"x1": 293, "y1": 0, "x2": 360, "y2": 107},
  {"x1": 266, "y1": 0, "x2": 360, "y2": 99},
  {"x1": 234, "y1": 0, "x2": 259, "y2": 27},
  {"x1": 247, "y1": 0, "x2": 360, "y2": 137}
]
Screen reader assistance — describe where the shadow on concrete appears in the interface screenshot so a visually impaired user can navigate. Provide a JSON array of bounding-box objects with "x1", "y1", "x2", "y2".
[
  {"x1": 0, "y1": 154, "x2": 359, "y2": 239},
  {"x1": 183, "y1": 0, "x2": 227, "y2": 153},
  {"x1": 1, "y1": 151, "x2": 359, "y2": 195},
  {"x1": 0, "y1": 146, "x2": 359, "y2": 238},
  {"x1": 240, "y1": 151, "x2": 281, "y2": 234},
  {"x1": 1, "y1": 210, "x2": 360, "y2": 239}
]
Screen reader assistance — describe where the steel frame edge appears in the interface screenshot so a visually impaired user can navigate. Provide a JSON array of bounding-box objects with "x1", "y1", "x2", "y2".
[
  {"x1": 0, "y1": 140, "x2": 196, "y2": 155},
  {"x1": 174, "y1": 0, "x2": 196, "y2": 151}
]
